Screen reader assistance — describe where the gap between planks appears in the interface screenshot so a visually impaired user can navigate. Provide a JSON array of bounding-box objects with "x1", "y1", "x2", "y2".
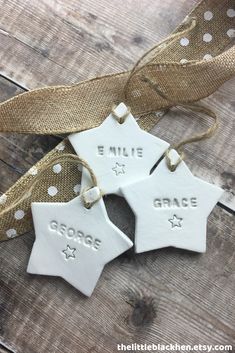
[{"x1": 0, "y1": 342, "x2": 16, "y2": 353}]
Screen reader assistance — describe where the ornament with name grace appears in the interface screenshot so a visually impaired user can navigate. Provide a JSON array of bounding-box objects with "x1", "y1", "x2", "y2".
[{"x1": 121, "y1": 149, "x2": 223, "y2": 253}]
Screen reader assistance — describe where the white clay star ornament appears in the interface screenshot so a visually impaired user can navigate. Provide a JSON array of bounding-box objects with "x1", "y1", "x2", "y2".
[
  {"x1": 27, "y1": 186, "x2": 133, "y2": 296},
  {"x1": 121, "y1": 149, "x2": 224, "y2": 253},
  {"x1": 68, "y1": 102, "x2": 169, "y2": 195}
]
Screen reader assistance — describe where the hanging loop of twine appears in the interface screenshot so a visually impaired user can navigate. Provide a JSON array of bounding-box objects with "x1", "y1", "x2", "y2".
[
  {"x1": 0, "y1": 154, "x2": 100, "y2": 215},
  {"x1": 165, "y1": 103, "x2": 219, "y2": 171},
  {"x1": 111, "y1": 104, "x2": 131, "y2": 124}
]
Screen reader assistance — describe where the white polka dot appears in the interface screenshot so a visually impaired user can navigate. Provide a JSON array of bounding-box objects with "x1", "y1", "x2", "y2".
[
  {"x1": 48, "y1": 186, "x2": 58, "y2": 197},
  {"x1": 204, "y1": 11, "x2": 213, "y2": 21},
  {"x1": 180, "y1": 37, "x2": 189, "y2": 46},
  {"x1": 73, "y1": 184, "x2": 81, "y2": 194},
  {"x1": 203, "y1": 54, "x2": 213, "y2": 61},
  {"x1": 203, "y1": 33, "x2": 212, "y2": 42},
  {"x1": 0, "y1": 194, "x2": 7, "y2": 204},
  {"x1": 6, "y1": 228, "x2": 17, "y2": 238},
  {"x1": 29, "y1": 166, "x2": 38, "y2": 176},
  {"x1": 56, "y1": 142, "x2": 65, "y2": 151},
  {"x1": 227, "y1": 29, "x2": 235, "y2": 38},
  {"x1": 180, "y1": 59, "x2": 188, "y2": 64},
  {"x1": 227, "y1": 9, "x2": 235, "y2": 18},
  {"x1": 53, "y1": 164, "x2": 62, "y2": 174},
  {"x1": 14, "y1": 210, "x2": 25, "y2": 220}
]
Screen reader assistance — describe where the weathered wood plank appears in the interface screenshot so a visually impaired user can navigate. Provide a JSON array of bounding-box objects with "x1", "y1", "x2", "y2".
[
  {"x1": 0, "y1": 206, "x2": 234, "y2": 353},
  {"x1": 0, "y1": 0, "x2": 198, "y2": 87}
]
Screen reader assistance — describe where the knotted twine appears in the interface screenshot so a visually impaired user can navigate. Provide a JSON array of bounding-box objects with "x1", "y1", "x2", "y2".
[{"x1": 0, "y1": 0, "x2": 234, "y2": 241}]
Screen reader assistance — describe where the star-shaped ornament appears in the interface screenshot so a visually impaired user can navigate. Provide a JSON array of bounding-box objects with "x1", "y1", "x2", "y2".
[
  {"x1": 27, "y1": 187, "x2": 133, "y2": 296},
  {"x1": 68, "y1": 103, "x2": 169, "y2": 195},
  {"x1": 121, "y1": 149, "x2": 224, "y2": 253}
]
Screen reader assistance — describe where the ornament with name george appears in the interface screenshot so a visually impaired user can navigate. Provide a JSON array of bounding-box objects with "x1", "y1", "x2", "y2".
[
  {"x1": 27, "y1": 187, "x2": 133, "y2": 296},
  {"x1": 68, "y1": 103, "x2": 169, "y2": 195},
  {"x1": 121, "y1": 149, "x2": 224, "y2": 253}
]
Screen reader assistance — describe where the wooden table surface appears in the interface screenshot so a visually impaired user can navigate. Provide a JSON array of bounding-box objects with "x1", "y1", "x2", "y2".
[{"x1": 0, "y1": 0, "x2": 234, "y2": 352}]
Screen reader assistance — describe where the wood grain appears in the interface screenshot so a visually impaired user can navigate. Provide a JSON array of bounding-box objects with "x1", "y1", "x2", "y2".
[
  {"x1": 0, "y1": 0, "x2": 198, "y2": 87},
  {"x1": 0, "y1": 206, "x2": 234, "y2": 353},
  {"x1": 0, "y1": 0, "x2": 234, "y2": 352}
]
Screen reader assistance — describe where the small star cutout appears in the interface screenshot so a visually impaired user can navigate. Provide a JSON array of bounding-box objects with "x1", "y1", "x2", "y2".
[
  {"x1": 112, "y1": 162, "x2": 125, "y2": 176},
  {"x1": 169, "y1": 215, "x2": 183, "y2": 228},
  {"x1": 62, "y1": 245, "x2": 76, "y2": 259}
]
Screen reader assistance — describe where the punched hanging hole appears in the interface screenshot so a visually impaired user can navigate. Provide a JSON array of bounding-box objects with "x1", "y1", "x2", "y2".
[
  {"x1": 81, "y1": 186, "x2": 103, "y2": 209},
  {"x1": 111, "y1": 103, "x2": 131, "y2": 124},
  {"x1": 165, "y1": 148, "x2": 184, "y2": 172}
]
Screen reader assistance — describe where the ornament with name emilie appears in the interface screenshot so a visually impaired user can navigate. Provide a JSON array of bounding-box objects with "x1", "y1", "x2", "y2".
[
  {"x1": 27, "y1": 187, "x2": 133, "y2": 296},
  {"x1": 68, "y1": 102, "x2": 169, "y2": 195},
  {"x1": 121, "y1": 149, "x2": 223, "y2": 253}
]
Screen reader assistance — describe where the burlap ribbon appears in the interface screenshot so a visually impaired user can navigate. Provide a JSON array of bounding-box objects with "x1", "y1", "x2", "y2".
[{"x1": 0, "y1": 0, "x2": 234, "y2": 241}]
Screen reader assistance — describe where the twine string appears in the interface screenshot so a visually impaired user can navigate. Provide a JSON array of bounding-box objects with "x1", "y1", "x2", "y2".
[
  {"x1": 135, "y1": 67, "x2": 219, "y2": 171},
  {"x1": 165, "y1": 103, "x2": 219, "y2": 171}
]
